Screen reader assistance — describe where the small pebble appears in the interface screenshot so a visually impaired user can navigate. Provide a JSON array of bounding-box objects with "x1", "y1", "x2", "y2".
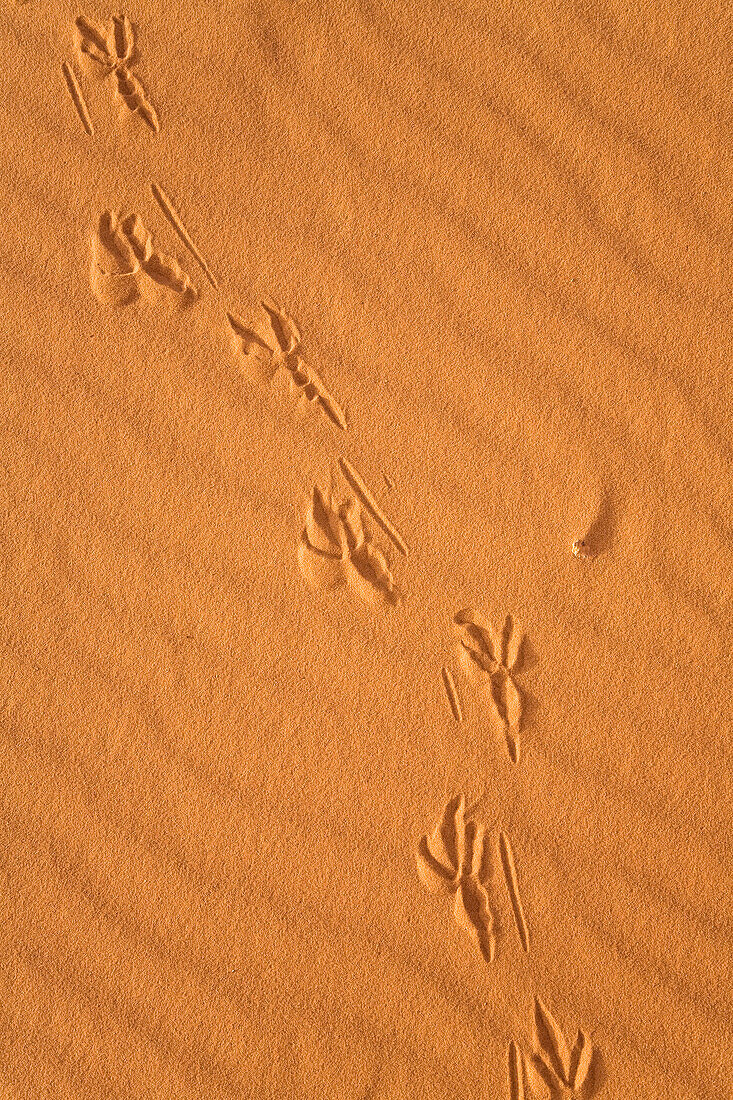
[{"x1": 572, "y1": 539, "x2": 594, "y2": 560}]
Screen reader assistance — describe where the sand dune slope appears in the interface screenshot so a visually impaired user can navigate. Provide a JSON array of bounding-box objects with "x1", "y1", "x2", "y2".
[{"x1": 1, "y1": 1, "x2": 731, "y2": 1097}]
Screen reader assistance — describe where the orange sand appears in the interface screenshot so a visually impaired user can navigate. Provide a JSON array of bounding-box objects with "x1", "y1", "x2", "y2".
[{"x1": 1, "y1": 1, "x2": 731, "y2": 1097}]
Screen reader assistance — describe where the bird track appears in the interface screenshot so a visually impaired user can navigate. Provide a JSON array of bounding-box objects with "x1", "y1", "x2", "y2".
[
  {"x1": 298, "y1": 484, "x2": 403, "y2": 607},
  {"x1": 75, "y1": 12, "x2": 159, "y2": 132},
  {"x1": 91, "y1": 209, "x2": 197, "y2": 306},
  {"x1": 415, "y1": 794, "x2": 495, "y2": 964},
  {"x1": 227, "y1": 299, "x2": 348, "y2": 431},
  {"x1": 453, "y1": 608, "x2": 525, "y2": 764}
]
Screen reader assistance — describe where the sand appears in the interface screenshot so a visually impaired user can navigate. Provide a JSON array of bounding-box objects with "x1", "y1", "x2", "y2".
[{"x1": 1, "y1": 0, "x2": 731, "y2": 1097}]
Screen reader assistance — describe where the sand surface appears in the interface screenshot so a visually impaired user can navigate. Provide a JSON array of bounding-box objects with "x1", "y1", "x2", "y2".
[{"x1": 1, "y1": 1, "x2": 732, "y2": 1097}]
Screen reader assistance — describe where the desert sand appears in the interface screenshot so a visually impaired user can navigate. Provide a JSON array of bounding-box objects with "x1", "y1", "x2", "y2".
[{"x1": 1, "y1": 0, "x2": 731, "y2": 1096}]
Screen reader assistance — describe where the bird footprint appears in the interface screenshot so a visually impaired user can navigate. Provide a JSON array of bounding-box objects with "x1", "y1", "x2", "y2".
[
  {"x1": 523, "y1": 997, "x2": 596, "y2": 1099},
  {"x1": 76, "y1": 12, "x2": 160, "y2": 132},
  {"x1": 228, "y1": 300, "x2": 347, "y2": 430},
  {"x1": 454, "y1": 608, "x2": 525, "y2": 763},
  {"x1": 415, "y1": 794, "x2": 495, "y2": 964},
  {"x1": 298, "y1": 485, "x2": 401, "y2": 606},
  {"x1": 91, "y1": 210, "x2": 197, "y2": 306}
]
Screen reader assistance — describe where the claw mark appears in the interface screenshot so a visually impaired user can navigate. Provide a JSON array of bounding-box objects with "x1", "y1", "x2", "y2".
[
  {"x1": 150, "y1": 182, "x2": 219, "y2": 289},
  {"x1": 61, "y1": 60, "x2": 94, "y2": 135},
  {"x1": 498, "y1": 831, "x2": 529, "y2": 953},
  {"x1": 338, "y1": 457, "x2": 408, "y2": 558},
  {"x1": 441, "y1": 666, "x2": 463, "y2": 723}
]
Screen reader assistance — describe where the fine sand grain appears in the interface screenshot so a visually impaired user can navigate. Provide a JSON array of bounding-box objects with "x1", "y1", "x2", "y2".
[{"x1": 1, "y1": 1, "x2": 731, "y2": 1097}]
